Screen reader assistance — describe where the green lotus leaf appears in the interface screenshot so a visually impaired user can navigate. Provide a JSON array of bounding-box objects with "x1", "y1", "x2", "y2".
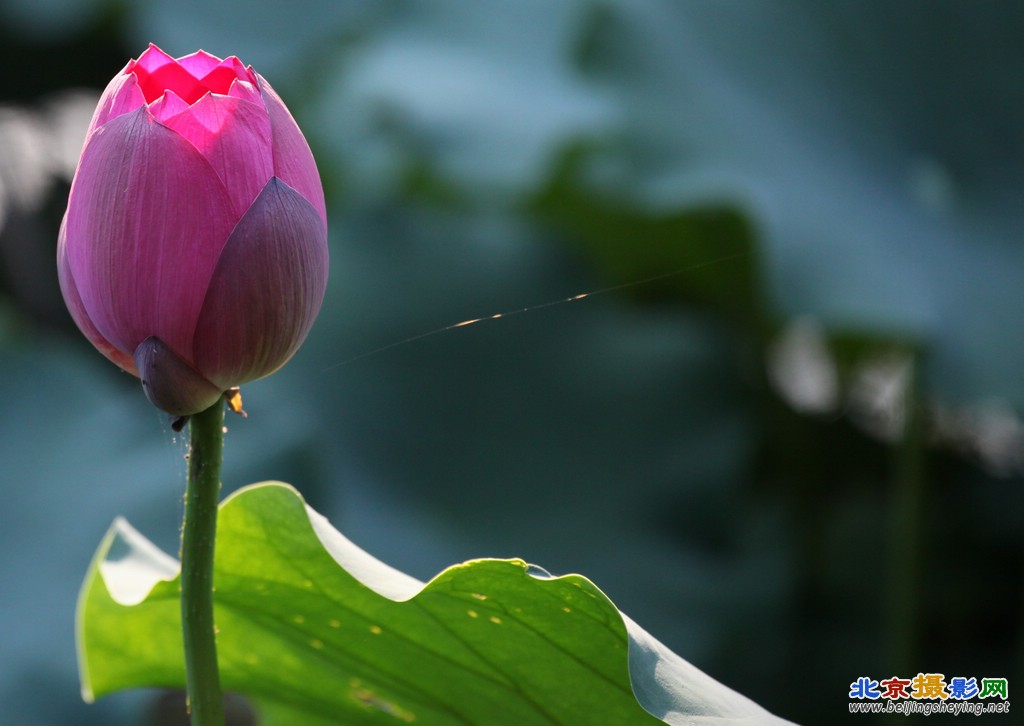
[{"x1": 77, "y1": 481, "x2": 789, "y2": 725}]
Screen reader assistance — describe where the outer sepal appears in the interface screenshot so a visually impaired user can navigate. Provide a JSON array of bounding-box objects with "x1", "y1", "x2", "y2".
[{"x1": 134, "y1": 336, "x2": 223, "y2": 417}]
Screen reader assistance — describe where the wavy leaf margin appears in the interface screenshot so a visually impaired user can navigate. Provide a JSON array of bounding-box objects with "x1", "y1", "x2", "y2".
[{"x1": 77, "y1": 482, "x2": 790, "y2": 725}]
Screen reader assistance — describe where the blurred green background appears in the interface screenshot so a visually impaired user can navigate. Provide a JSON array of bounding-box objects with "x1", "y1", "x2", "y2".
[{"x1": 2, "y1": 1, "x2": 1023, "y2": 723}]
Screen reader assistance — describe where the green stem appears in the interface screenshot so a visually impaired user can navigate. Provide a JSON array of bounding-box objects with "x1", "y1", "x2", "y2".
[
  {"x1": 886, "y1": 354, "x2": 926, "y2": 675},
  {"x1": 182, "y1": 401, "x2": 226, "y2": 726}
]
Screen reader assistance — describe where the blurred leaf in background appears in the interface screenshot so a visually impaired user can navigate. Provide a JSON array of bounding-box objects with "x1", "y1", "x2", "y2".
[{"x1": 2, "y1": 1, "x2": 1023, "y2": 724}]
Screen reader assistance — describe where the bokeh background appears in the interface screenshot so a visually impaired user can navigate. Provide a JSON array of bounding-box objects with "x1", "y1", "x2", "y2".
[{"x1": 2, "y1": 1, "x2": 1023, "y2": 723}]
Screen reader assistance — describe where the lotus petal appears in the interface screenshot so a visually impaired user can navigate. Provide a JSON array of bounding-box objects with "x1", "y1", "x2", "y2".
[
  {"x1": 199, "y1": 56, "x2": 250, "y2": 95},
  {"x1": 132, "y1": 44, "x2": 208, "y2": 105},
  {"x1": 134, "y1": 336, "x2": 223, "y2": 417},
  {"x1": 146, "y1": 89, "x2": 189, "y2": 124},
  {"x1": 64, "y1": 106, "x2": 237, "y2": 360},
  {"x1": 227, "y1": 78, "x2": 262, "y2": 106},
  {"x1": 255, "y1": 73, "x2": 327, "y2": 226},
  {"x1": 176, "y1": 49, "x2": 223, "y2": 78},
  {"x1": 88, "y1": 64, "x2": 145, "y2": 132},
  {"x1": 192, "y1": 178, "x2": 329, "y2": 388},
  {"x1": 56, "y1": 217, "x2": 138, "y2": 375},
  {"x1": 161, "y1": 93, "x2": 274, "y2": 218}
]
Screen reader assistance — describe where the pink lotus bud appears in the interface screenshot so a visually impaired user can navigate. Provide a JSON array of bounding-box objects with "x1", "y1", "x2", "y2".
[{"x1": 58, "y1": 44, "x2": 329, "y2": 417}]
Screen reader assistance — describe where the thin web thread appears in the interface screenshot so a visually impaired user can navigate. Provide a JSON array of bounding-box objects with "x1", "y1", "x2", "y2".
[{"x1": 325, "y1": 252, "x2": 747, "y2": 370}]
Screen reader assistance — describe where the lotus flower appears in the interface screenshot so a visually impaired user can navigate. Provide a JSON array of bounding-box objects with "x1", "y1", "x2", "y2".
[{"x1": 58, "y1": 44, "x2": 328, "y2": 418}]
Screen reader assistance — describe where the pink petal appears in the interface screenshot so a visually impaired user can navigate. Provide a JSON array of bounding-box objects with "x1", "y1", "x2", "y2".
[
  {"x1": 192, "y1": 177, "x2": 329, "y2": 388},
  {"x1": 64, "y1": 107, "x2": 238, "y2": 362},
  {"x1": 227, "y1": 78, "x2": 262, "y2": 105},
  {"x1": 177, "y1": 49, "x2": 223, "y2": 78},
  {"x1": 133, "y1": 44, "x2": 206, "y2": 104},
  {"x1": 199, "y1": 56, "x2": 248, "y2": 95},
  {"x1": 161, "y1": 93, "x2": 274, "y2": 218},
  {"x1": 135, "y1": 43, "x2": 176, "y2": 73},
  {"x1": 147, "y1": 89, "x2": 190, "y2": 124},
  {"x1": 88, "y1": 64, "x2": 146, "y2": 133},
  {"x1": 57, "y1": 216, "x2": 139, "y2": 376},
  {"x1": 134, "y1": 336, "x2": 224, "y2": 417},
  {"x1": 255, "y1": 73, "x2": 327, "y2": 227}
]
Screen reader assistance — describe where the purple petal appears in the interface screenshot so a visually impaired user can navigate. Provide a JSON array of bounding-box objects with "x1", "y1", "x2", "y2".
[
  {"x1": 63, "y1": 107, "x2": 238, "y2": 362},
  {"x1": 192, "y1": 177, "x2": 329, "y2": 388},
  {"x1": 255, "y1": 73, "x2": 327, "y2": 227},
  {"x1": 57, "y1": 216, "x2": 139, "y2": 375},
  {"x1": 161, "y1": 93, "x2": 274, "y2": 218},
  {"x1": 134, "y1": 336, "x2": 224, "y2": 416}
]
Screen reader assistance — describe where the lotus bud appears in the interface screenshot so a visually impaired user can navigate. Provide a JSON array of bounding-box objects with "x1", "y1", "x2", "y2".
[{"x1": 57, "y1": 44, "x2": 329, "y2": 417}]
